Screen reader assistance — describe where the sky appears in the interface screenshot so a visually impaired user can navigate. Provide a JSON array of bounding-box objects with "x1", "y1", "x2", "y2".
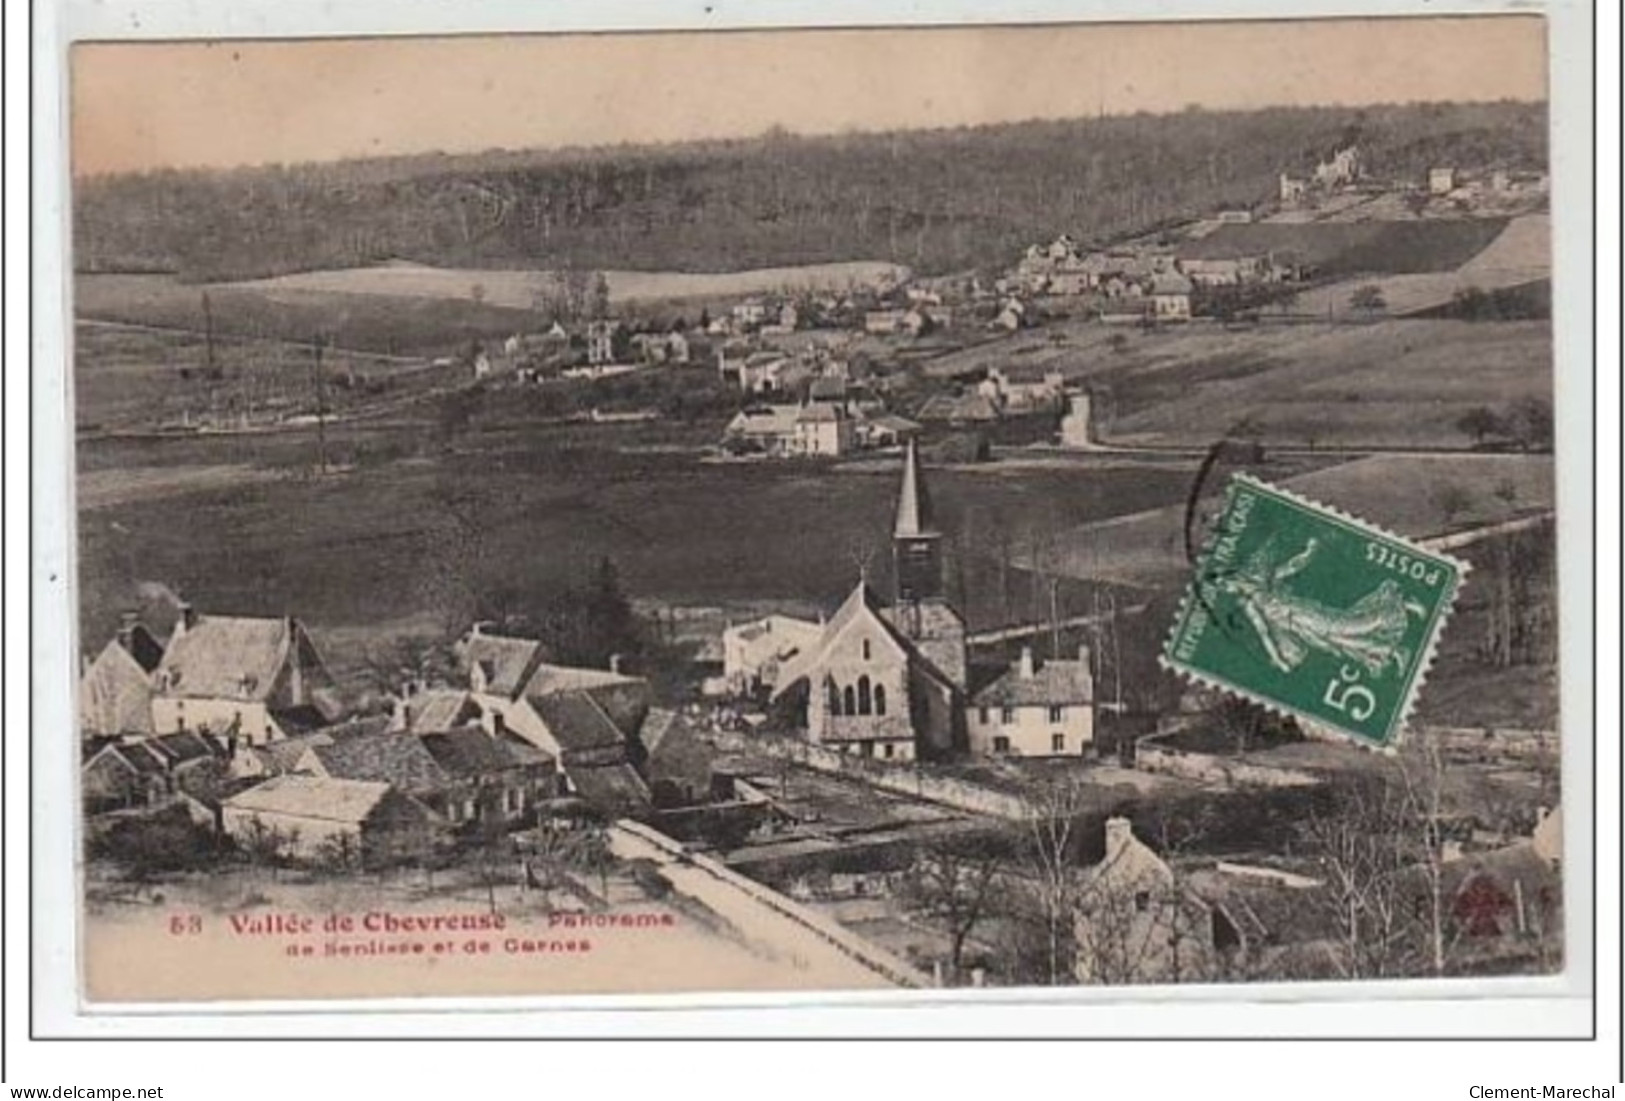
[{"x1": 71, "y1": 16, "x2": 1547, "y2": 177}]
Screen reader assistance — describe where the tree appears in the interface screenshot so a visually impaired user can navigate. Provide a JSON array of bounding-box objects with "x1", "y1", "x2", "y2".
[
  {"x1": 898, "y1": 835, "x2": 1006, "y2": 983},
  {"x1": 1022, "y1": 774, "x2": 1093, "y2": 984},
  {"x1": 1455, "y1": 406, "x2": 1506, "y2": 446},
  {"x1": 1430, "y1": 483, "x2": 1475, "y2": 528},
  {"x1": 1349, "y1": 284, "x2": 1387, "y2": 313},
  {"x1": 590, "y1": 272, "x2": 612, "y2": 321},
  {"x1": 1504, "y1": 396, "x2": 1553, "y2": 452},
  {"x1": 238, "y1": 816, "x2": 298, "y2": 879}
]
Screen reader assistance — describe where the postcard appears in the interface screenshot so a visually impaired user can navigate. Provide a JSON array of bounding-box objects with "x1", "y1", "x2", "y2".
[{"x1": 61, "y1": 13, "x2": 1574, "y2": 1007}]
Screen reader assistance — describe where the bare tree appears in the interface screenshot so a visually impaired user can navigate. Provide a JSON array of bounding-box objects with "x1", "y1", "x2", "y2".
[
  {"x1": 898, "y1": 835, "x2": 1005, "y2": 984},
  {"x1": 1022, "y1": 774, "x2": 1092, "y2": 984}
]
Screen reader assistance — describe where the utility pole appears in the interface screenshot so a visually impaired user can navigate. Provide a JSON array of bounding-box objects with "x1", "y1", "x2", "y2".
[{"x1": 312, "y1": 336, "x2": 330, "y2": 475}]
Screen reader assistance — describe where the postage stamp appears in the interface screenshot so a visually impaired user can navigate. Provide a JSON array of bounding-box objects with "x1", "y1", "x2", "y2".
[{"x1": 1160, "y1": 473, "x2": 1469, "y2": 749}]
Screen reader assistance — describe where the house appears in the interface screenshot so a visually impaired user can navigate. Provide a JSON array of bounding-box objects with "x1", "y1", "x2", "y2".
[
  {"x1": 1429, "y1": 166, "x2": 1458, "y2": 195},
  {"x1": 865, "y1": 309, "x2": 909, "y2": 335},
  {"x1": 1279, "y1": 174, "x2": 1308, "y2": 203},
  {"x1": 80, "y1": 612, "x2": 165, "y2": 738},
  {"x1": 81, "y1": 731, "x2": 226, "y2": 814},
  {"x1": 724, "y1": 404, "x2": 802, "y2": 456},
  {"x1": 732, "y1": 298, "x2": 771, "y2": 329},
  {"x1": 418, "y1": 726, "x2": 560, "y2": 827},
  {"x1": 149, "y1": 607, "x2": 338, "y2": 745},
  {"x1": 1074, "y1": 817, "x2": 1225, "y2": 984},
  {"x1": 1215, "y1": 209, "x2": 1254, "y2": 224},
  {"x1": 1532, "y1": 806, "x2": 1562, "y2": 868},
  {"x1": 770, "y1": 441, "x2": 968, "y2": 760},
  {"x1": 1313, "y1": 145, "x2": 1361, "y2": 188},
  {"x1": 721, "y1": 614, "x2": 826, "y2": 696},
  {"x1": 792, "y1": 403, "x2": 854, "y2": 457},
  {"x1": 857, "y1": 413, "x2": 923, "y2": 450},
  {"x1": 221, "y1": 775, "x2": 440, "y2": 868},
  {"x1": 967, "y1": 645, "x2": 1094, "y2": 757},
  {"x1": 442, "y1": 627, "x2": 653, "y2": 813},
  {"x1": 978, "y1": 368, "x2": 1066, "y2": 414},
  {"x1": 586, "y1": 320, "x2": 628, "y2": 365},
  {"x1": 916, "y1": 391, "x2": 1001, "y2": 426},
  {"x1": 1147, "y1": 272, "x2": 1193, "y2": 321},
  {"x1": 993, "y1": 298, "x2": 1027, "y2": 331}
]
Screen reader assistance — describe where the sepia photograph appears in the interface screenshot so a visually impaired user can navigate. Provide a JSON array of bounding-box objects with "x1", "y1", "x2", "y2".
[{"x1": 64, "y1": 14, "x2": 1568, "y2": 1005}]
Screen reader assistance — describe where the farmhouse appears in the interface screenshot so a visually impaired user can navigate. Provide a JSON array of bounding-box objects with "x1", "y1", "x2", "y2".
[
  {"x1": 967, "y1": 646, "x2": 1095, "y2": 757},
  {"x1": 221, "y1": 775, "x2": 439, "y2": 868},
  {"x1": 82, "y1": 731, "x2": 226, "y2": 814},
  {"x1": 80, "y1": 612, "x2": 165, "y2": 738},
  {"x1": 150, "y1": 607, "x2": 338, "y2": 745}
]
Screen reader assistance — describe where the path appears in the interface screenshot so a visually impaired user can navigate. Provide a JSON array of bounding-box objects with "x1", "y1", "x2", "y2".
[{"x1": 609, "y1": 821, "x2": 925, "y2": 989}]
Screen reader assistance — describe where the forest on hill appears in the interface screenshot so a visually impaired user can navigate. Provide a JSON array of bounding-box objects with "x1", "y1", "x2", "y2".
[{"x1": 72, "y1": 100, "x2": 1547, "y2": 282}]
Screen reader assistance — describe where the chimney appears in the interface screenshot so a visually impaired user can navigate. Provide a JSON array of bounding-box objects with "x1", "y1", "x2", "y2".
[
  {"x1": 608, "y1": 653, "x2": 623, "y2": 676},
  {"x1": 1104, "y1": 816, "x2": 1134, "y2": 862},
  {"x1": 174, "y1": 602, "x2": 196, "y2": 636},
  {"x1": 1018, "y1": 646, "x2": 1035, "y2": 680},
  {"x1": 117, "y1": 610, "x2": 140, "y2": 651}
]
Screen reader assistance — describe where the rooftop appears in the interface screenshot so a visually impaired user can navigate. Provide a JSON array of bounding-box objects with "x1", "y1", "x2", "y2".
[{"x1": 222, "y1": 775, "x2": 396, "y2": 825}]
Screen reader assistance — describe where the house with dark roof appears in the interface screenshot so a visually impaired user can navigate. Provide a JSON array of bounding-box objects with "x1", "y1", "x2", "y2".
[
  {"x1": 967, "y1": 645, "x2": 1095, "y2": 757},
  {"x1": 79, "y1": 612, "x2": 165, "y2": 738},
  {"x1": 149, "y1": 607, "x2": 339, "y2": 745},
  {"x1": 418, "y1": 726, "x2": 560, "y2": 826},
  {"x1": 81, "y1": 730, "x2": 229, "y2": 814}
]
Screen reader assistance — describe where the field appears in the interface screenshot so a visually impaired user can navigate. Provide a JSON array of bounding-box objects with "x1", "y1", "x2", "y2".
[
  {"x1": 1185, "y1": 217, "x2": 1510, "y2": 275},
  {"x1": 1036, "y1": 452, "x2": 1555, "y2": 588},
  {"x1": 74, "y1": 422, "x2": 1199, "y2": 670},
  {"x1": 76, "y1": 274, "x2": 542, "y2": 359},
  {"x1": 1101, "y1": 319, "x2": 1552, "y2": 449},
  {"x1": 223, "y1": 259, "x2": 912, "y2": 309}
]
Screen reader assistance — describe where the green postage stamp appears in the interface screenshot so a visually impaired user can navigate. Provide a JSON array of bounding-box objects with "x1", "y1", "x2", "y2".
[{"x1": 1160, "y1": 473, "x2": 1469, "y2": 749}]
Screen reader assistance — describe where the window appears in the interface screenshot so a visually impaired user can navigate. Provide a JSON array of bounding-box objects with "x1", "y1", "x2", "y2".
[
  {"x1": 883, "y1": 743, "x2": 895, "y2": 759},
  {"x1": 843, "y1": 685, "x2": 857, "y2": 716},
  {"x1": 857, "y1": 676, "x2": 872, "y2": 715},
  {"x1": 993, "y1": 736, "x2": 1011, "y2": 754},
  {"x1": 862, "y1": 639, "x2": 871, "y2": 661},
  {"x1": 1134, "y1": 891, "x2": 1152, "y2": 913},
  {"x1": 828, "y1": 681, "x2": 842, "y2": 716},
  {"x1": 978, "y1": 707, "x2": 990, "y2": 725},
  {"x1": 1052, "y1": 733, "x2": 1066, "y2": 753},
  {"x1": 1000, "y1": 706, "x2": 1015, "y2": 724},
  {"x1": 1049, "y1": 705, "x2": 1065, "y2": 723},
  {"x1": 874, "y1": 685, "x2": 887, "y2": 717}
]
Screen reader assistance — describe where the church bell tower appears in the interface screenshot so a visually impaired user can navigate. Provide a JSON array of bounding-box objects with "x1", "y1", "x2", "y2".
[{"x1": 893, "y1": 438, "x2": 944, "y2": 605}]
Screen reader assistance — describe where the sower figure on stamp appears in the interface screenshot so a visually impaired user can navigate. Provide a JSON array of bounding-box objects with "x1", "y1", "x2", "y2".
[{"x1": 1218, "y1": 537, "x2": 1427, "y2": 678}]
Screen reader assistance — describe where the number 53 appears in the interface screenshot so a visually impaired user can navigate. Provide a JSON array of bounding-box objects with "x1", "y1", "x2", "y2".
[{"x1": 1323, "y1": 665, "x2": 1376, "y2": 721}]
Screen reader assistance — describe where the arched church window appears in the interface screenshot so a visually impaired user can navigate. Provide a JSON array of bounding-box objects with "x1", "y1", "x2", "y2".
[
  {"x1": 857, "y1": 676, "x2": 872, "y2": 715},
  {"x1": 874, "y1": 685, "x2": 887, "y2": 717},
  {"x1": 843, "y1": 685, "x2": 857, "y2": 716},
  {"x1": 828, "y1": 680, "x2": 841, "y2": 715},
  {"x1": 862, "y1": 639, "x2": 871, "y2": 661}
]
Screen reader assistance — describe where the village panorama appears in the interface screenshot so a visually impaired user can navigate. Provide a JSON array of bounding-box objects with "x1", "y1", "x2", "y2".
[{"x1": 72, "y1": 94, "x2": 1562, "y2": 996}]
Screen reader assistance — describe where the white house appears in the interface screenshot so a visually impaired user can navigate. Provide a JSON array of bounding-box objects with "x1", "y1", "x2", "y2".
[
  {"x1": 149, "y1": 608, "x2": 339, "y2": 745},
  {"x1": 1429, "y1": 166, "x2": 1458, "y2": 196},
  {"x1": 967, "y1": 645, "x2": 1094, "y2": 757},
  {"x1": 792, "y1": 403, "x2": 854, "y2": 457},
  {"x1": 1147, "y1": 273, "x2": 1193, "y2": 321}
]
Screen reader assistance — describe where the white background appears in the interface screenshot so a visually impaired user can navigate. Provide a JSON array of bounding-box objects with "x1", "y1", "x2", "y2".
[{"x1": 6, "y1": 0, "x2": 1619, "y2": 1093}]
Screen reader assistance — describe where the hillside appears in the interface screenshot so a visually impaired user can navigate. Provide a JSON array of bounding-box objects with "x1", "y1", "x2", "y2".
[{"x1": 73, "y1": 101, "x2": 1547, "y2": 282}]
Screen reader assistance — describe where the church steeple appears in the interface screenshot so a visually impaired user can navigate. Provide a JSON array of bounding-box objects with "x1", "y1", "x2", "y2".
[{"x1": 894, "y1": 439, "x2": 944, "y2": 604}]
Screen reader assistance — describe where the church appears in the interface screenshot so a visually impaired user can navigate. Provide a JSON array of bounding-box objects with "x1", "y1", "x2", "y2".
[{"x1": 770, "y1": 440, "x2": 970, "y2": 761}]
